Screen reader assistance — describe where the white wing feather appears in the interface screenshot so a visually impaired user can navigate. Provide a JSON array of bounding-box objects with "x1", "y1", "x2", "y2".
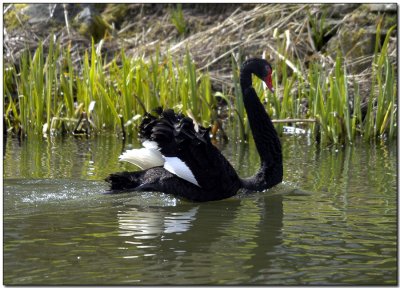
[
  {"x1": 142, "y1": 140, "x2": 159, "y2": 149},
  {"x1": 163, "y1": 157, "x2": 200, "y2": 187},
  {"x1": 119, "y1": 141, "x2": 200, "y2": 187},
  {"x1": 119, "y1": 141, "x2": 164, "y2": 169}
]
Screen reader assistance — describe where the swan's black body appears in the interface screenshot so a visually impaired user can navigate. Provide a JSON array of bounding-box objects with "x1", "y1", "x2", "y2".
[{"x1": 106, "y1": 58, "x2": 283, "y2": 201}]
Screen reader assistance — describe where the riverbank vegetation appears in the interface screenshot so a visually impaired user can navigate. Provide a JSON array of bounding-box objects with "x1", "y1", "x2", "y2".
[{"x1": 3, "y1": 4, "x2": 397, "y2": 145}]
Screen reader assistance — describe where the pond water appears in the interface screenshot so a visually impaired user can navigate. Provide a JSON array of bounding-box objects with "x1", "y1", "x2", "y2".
[{"x1": 3, "y1": 133, "x2": 397, "y2": 285}]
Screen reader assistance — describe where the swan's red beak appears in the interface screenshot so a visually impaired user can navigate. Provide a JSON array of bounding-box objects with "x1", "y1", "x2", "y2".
[{"x1": 265, "y1": 73, "x2": 274, "y2": 93}]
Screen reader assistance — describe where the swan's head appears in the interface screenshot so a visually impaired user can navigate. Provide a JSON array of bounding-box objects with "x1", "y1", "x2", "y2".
[
  {"x1": 256, "y1": 59, "x2": 274, "y2": 93},
  {"x1": 242, "y1": 58, "x2": 274, "y2": 93}
]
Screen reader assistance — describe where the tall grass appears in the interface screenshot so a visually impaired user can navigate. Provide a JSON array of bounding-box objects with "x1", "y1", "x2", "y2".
[
  {"x1": 4, "y1": 39, "x2": 219, "y2": 138},
  {"x1": 227, "y1": 24, "x2": 397, "y2": 145},
  {"x1": 230, "y1": 55, "x2": 248, "y2": 141},
  {"x1": 4, "y1": 25, "x2": 397, "y2": 145},
  {"x1": 308, "y1": 7, "x2": 328, "y2": 51},
  {"x1": 366, "y1": 22, "x2": 397, "y2": 141},
  {"x1": 170, "y1": 4, "x2": 187, "y2": 36}
]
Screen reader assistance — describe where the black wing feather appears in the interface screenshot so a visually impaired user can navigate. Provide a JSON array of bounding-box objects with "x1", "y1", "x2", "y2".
[{"x1": 139, "y1": 108, "x2": 240, "y2": 191}]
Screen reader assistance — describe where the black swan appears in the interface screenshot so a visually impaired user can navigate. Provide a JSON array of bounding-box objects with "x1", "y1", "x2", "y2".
[{"x1": 106, "y1": 58, "x2": 283, "y2": 201}]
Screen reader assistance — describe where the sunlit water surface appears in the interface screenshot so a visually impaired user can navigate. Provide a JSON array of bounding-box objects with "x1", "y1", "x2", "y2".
[{"x1": 3, "y1": 134, "x2": 397, "y2": 285}]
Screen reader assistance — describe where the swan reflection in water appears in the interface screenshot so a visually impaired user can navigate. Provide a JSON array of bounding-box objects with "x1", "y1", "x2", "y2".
[
  {"x1": 118, "y1": 206, "x2": 199, "y2": 238},
  {"x1": 116, "y1": 191, "x2": 286, "y2": 282}
]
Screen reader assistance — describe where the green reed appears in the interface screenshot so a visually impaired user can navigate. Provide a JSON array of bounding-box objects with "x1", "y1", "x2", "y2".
[
  {"x1": 256, "y1": 24, "x2": 396, "y2": 145},
  {"x1": 230, "y1": 55, "x2": 248, "y2": 141},
  {"x1": 4, "y1": 24, "x2": 397, "y2": 145},
  {"x1": 4, "y1": 39, "x2": 220, "y2": 137},
  {"x1": 170, "y1": 3, "x2": 187, "y2": 36},
  {"x1": 366, "y1": 22, "x2": 397, "y2": 141}
]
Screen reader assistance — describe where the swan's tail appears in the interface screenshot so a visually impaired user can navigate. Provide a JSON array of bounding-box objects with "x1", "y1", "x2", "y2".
[{"x1": 105, "y1": 171, "x2": 144, "y2": 192}]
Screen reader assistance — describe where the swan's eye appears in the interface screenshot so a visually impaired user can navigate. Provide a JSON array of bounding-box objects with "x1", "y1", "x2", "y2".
[{"x1": 265, "y1": 65, "x2": 272, "y2": 75}]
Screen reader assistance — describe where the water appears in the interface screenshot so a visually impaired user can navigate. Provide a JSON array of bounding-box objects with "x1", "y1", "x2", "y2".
[{"x1": 3, "y1": 134, "x2": 397, "y2": 285}]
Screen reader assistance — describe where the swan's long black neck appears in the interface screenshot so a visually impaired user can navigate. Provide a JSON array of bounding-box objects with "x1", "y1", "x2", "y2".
[{"x1": 239, "y1": 63, "x2": 283, "y2": 191}]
